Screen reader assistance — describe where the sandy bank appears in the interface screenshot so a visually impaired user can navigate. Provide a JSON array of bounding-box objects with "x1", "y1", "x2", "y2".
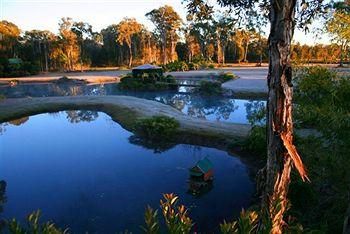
[{"x1": 0, "y1": 96, "x2": 251, "y2": 147}]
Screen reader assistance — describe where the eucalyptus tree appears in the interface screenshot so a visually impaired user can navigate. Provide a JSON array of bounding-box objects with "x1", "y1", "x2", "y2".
[
  {"x1": 71, "y1": 21, "x2": 93, "y2": 70},
  {"x1": 23, "y1": 30, "x2": 55, "y2": 71},
  {"x1": 327, "y1": 8, "x2": 350, "y2": 67},
  {"x1": 214, "y1": 12, "x2": 236, "y2": 64},
  {"x1": 116, "y1": 18, "x2": 142, "y2": 67},
  {"x1": 146, "y1": 5, "x2": 183, "y2": 64},
  {"x1": 0, "y1": 20, "x2": 20, "y2": 58},
  {"x1": 186, "y1": 0, "x2": 215, "y2": 60},
  {"x1": 58, "y1": 17, "x2": 80, "y2": 71},
  {"x1": 101, "y1": 24, "x2": 119, "y2": 65},
  {"x1": 186, "y1": 0, "x2": 329, "y2": 232}
]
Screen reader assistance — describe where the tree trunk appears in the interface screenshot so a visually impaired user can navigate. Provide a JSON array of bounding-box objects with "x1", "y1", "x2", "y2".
[
  {"x1": 263, "y1": 0, "x2": 308, "y2": 233},
  {"x1": 80, "y1": 44, "x2": 83, "y2": 72},
  {"x1": 44, "y1": 42, "x2": 48, "y2": 72},
  {"x1": 259, "y1": 35, "x2": 263, "y2": 66},
  {"x1": 222, "y1": 45, "x2": 226, "y2": 65},
  {"x1": 244, "y1": 41, "x2": 249, "y2": 62},
  {"x1": 340, "y1": 41, "x2": 345, "y2": 67},
  {"x1": 128, "y1": 44, "x2": 133, "y2": 68},
  {"x1": 162, "y1": 31, "x2": 167, "y2": 65}
]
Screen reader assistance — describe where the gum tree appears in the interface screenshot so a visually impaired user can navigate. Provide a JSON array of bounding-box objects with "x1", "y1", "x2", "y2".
[
  {"x1": 327, "y1": 9, "x2": 350, "y2": 67},
  {"x1": 146, "y1": 6, "x2": 182, "y2": 64},
  {"x1": 116, "y1": 18, "x2": 142, "y2": 67},
  {"x1": 186, "y1": 0, "x2": 328, "y2": 232}
]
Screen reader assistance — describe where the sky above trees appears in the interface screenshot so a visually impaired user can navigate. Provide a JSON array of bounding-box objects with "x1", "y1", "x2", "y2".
[{"x1": 1, "y1": 0, "x2": 330, "y2": 45}]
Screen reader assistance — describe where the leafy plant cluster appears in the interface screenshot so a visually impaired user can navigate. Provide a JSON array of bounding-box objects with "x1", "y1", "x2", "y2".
[
  {"x1": 142, "y1": 194, "x2": 193, "y2": 234},
  {"x1": 134, "y1": 116, "x2": 180, "y2": 142},
  {"x1": 219, "y1": 72, "x2": 237, "y2": 83},
  {"x1": 239, "y1": 67, "x2": 350, "y2": 232},
  {"x1": 288, "y1": 66, "x2": 350, "y2": 232},
  {"x1": 162, "y1": 58, "x2": 216, "y2": 72},
  {"x1": 6, "y1": 210, "x2": 68, "y2": 234},
  {"x1": 0, "y1": 58, "x2": 39, "y2": 78},
  {"x1": 118, "y1": 73, "x2": 178, "y2": 91}
]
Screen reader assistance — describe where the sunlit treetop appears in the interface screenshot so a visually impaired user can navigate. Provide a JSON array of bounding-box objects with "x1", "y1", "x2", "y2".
[{"x1": 184, "y1": 0, "x2": 331, "y2": 31}]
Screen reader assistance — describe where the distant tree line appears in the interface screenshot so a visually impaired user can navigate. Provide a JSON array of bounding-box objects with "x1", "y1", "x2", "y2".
[{"x1": 0, "y1": 5, "x2": 348, "y2": 76}]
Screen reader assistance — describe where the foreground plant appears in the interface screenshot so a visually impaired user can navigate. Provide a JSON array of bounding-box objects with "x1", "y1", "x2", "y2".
[
  {"x1": 142, "y1": 194, "x2": 193, "y2": 234},
  {"x1": 7, "y1": 210, "x2": 68, "y2": 234}
]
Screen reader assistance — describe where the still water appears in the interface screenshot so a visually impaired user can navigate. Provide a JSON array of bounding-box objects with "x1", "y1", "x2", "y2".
[
  {"x1": 0, "y1": 112, "x2": 254, "y2": 233},
  {"x1": 0, "y1": 83, "x2": 266, "y2": 124}
]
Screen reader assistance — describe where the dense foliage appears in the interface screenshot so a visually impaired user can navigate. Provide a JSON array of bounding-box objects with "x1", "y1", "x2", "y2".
[
  {"x1": 0, "y1": 1, "x2": 347, "y2": 78},
  {"x1": 118, "y1": 73, "x2": 177, "y2": 91},
  {"x1": 241, "y1": 67, "x2": 350, "y2": 232},
  {"x1": 0, "y1": 58, "x2": 39, "y2": 77},
  {"x1": 195, "y1": 81, "x2": 223, "y2": 95},
  {"x1": 134, "y1": 116, "x2": 179, "y2": 141}
]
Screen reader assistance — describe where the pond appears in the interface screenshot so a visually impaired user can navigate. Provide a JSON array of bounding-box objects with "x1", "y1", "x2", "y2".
[
  {"x1": 0, "y1": 111, "x2": 254, "y2": 233},
  {"x1": 0, "y1": 83, "x2": 266, "y2": 124}
]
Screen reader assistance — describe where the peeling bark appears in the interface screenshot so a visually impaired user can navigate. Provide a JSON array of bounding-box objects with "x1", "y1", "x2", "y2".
[{"x1": 264, "y1": 0, "x2": 309, "y2": 232}]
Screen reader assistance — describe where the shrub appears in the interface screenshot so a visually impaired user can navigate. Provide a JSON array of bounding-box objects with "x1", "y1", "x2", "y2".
[
  {"x1": 142, "y1": 194, "x2": 193, "y2": 234},
  {"x1": 134, "y1": 116, "x2": 179, "y2": 141},
  {"x1": 119, "y1": 73, "x2": 178, "y2": 91},
  {"x1": 219, "y1": 72, "x2": 237, "y2": 83},
  {"x1": 164, "y1": 61, "x2": 189, "y2": 72},
  {"x1": 208, "y1": 64, "x2": 215, "y2": 69},
  {"x1": 0, "y1": 59, "x2": 39, "y2": 78},
  {"x1": 195, "y1": 81, "x2": 223, "y2": 95},
  {"x1": 6, "y1": 210, "x2": 68, "y2": 234},
  {"x1": 188, "y1": 62, "x2": 200, "y2": 70}
]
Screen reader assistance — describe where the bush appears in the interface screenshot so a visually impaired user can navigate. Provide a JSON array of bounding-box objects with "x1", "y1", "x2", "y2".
[
  {"x1": 134, "y1": 116, "x2": 179, "y2": 141},
  {"x1": 119, "y1": 73, "x2": 178, "y2": 91},
  {"x1": 164, "y1": 61, "x2": 189, "y2": 72},
  {"x1": 195, "y1": 81, "x2": 223, "y2": 95},
  {"x1": 219, "y1": 72, "x2": 237, "y2": 83},
  {"x1": 188, "y1": 62, "x2": 200, "y2": 70},
  {"x1": 0, "y1": 59, "x2": 39, "y2": 78},
  {"x1": 208, "y1": 64, "x2": 215, "y2": 69}
]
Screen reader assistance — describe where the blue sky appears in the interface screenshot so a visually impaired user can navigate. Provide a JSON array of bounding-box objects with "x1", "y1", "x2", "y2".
[{"x1": 1, "y1": 0, "x2": 330, "y2": 45}]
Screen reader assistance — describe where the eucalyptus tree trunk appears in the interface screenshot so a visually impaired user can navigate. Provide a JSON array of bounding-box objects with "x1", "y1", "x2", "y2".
[
  {"x1": 162, "y1": 31, "x2": 167, "y2": 64},
  {"x1": 128, "y1": 44, "x2": 132, "y2": 68},
  {"x1": 264, "y1": 0, "x2": 308, "y2": 232},
  {"x1": 44, "y1": 42, "x2": 48, "y2": 72},
  {"x1": 340, "y1": 41, "x2": 345, "y2": 67},
  {"x1": 244, "y1": 41, "x2": 249, "y2": 62}
]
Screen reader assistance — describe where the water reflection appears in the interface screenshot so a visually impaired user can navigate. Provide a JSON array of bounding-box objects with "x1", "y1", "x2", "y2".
[
  {"x1": 66, "y1": 111, "x2": 99, "y2": 123},
  {"x1": 0, "y1": 112, "x2": 254, "y2": 232},
  {"x1": 0, "y1": 180, "x2": 7, "y2": 230},
  {"x1": 0, "y1": 83, "x2": 266, "y2": 124},
  {"x1": 128, "y1": 135, "x2": 177, "y2": 153},
  {"x1": 8, "y1": 117, "x2": 29, "y2": 126}
]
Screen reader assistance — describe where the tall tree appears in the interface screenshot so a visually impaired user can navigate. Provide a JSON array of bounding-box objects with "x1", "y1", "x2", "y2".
[
  {"x1": 71, "y1": 21, "x2": 93, "y2": 71},
  {"x1": 116, "y1": 18, "x2": 142, "y2": 67},
  {"x1": 214, "y1": 12, "x2": 235, "y2": 64},
  {"x1": 185, "y1": 0, "x2": 327, "y2": 232},
  {"x1": 58, "y1": 17, "x2": 80, "y2": 71},
  {"x1": 327, "y1": 11, "x2": 350, "y2": 67},
  {"x1": 23, "y1": 30, "x2": 55, "y2": 72},
  {"x1": 0, "y1": 20, "x2": 20, "y2": 58},
  {"x1": 146, "y1": 5, "x2": 182, "y2": 64}
]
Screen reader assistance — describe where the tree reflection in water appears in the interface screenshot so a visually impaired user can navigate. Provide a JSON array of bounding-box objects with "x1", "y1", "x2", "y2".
[
  {"x1": 65, "y1": 110, "x2": 99, "y2": 123},
  {"x1": 8, "y1": 116, "x2": 29, "y2": 126},
  {"x1": 244, "y1": 100, "x2": 266, "y2": 124},
  {"x1": 155, "y1": 94, "x2": 239, "y2": 121},
  {"x1": 128, "y1": 135, "x2": 177, "y2": 153},
  {"x1": 0, "y1": 180, "x2": 7, "y2": 231}
]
